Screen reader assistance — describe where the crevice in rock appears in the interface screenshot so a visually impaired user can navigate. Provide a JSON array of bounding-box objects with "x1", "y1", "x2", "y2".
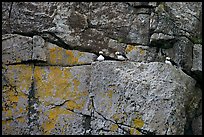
[
  {"x1": 4, "y1": 60, "x2": 93, "y2": 67},
  {"x1": 27, "y1": 65, "x2": 40, "y2": 134},
  {"x1": 125, "y1": 2, "x2": 156, "y2": 9},
  {"x1": 82, "y1": 114, "x2": 92, "y2": 135},
  {"x1": 11, "y1": 30, "x2": 122, "y2": 61},
  {"x1": 89, "y1": 95, "x2": 156, "y2": 135},
  {"x1": 8, "y1": 2, "x2": 13, "y2": 33},
  {"x1": 3, "y1": 115, "x2": 25, "y2": 122}
]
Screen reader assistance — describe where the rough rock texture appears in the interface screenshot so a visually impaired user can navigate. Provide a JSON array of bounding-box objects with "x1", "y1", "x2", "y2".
[
  {"x1": 192, "y1": 115, "x2": 202, "y2": 135},
  {"x1": 88, "y1": 61, "x2": 197, "y2": 135},
  {"x1": 191, "y1": 44, "x2": 202, "y2": 83},
  {"x1": 2, "y1": 34, "x2": 97, "y2": 66},
  {"x1": 2, "y1": 2, "x2": 202, "y2": 135}
]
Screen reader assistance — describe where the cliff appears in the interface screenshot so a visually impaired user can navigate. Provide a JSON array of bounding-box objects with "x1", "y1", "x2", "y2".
[{"x1": 2, "y1": 2, "x2": 202, "y2": 135}]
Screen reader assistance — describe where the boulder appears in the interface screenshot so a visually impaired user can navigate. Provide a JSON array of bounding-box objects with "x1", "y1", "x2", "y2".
[{"x1": 88, "y1": 61, "x2": 196, "y2": 135}]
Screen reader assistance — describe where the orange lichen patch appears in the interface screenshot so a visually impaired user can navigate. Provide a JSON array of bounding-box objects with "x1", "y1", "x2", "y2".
[
  {"x1": 66, "y1": 100, "x2": 82, "y2": 110},
  {"x1": 34, "y1": 66, "x2": 73, "y2": 104},
  {"x1": 130, "y1": 117, "x2": 144, "y2": 135},
  {"x1": 42, "y1": 120, "x2": 55, "y2": 135},
  {"x1": 107, "y1": 90, "x2": 113, "y2": 98},
  {"x1": 48, "y1": 46, "x2": 62, "y2": 65},
  {"x1": 77, "y1": 52, "x2": 84, "y2": 57},
  {"x1": 2, "y1": 67, "x2": 29, "y2": 117},
  {"x1": 73, "y1": 78, "x2": 80, "y2": 91},
  {"x1": 129, "y1": 127, "x2": 135, "y2": 135},
  {"x1": 112, "y1": 113, "x2": 120, "y2": 121},
  {"x1": 110, "y1": 124, "x2": 118, "y2": 132},
  {"x1": 139, "y1": 48, "x2": 145, "y2": 55},
  {"x1": 5, "y1": 109, "x2": 13, "y2": 118},
  {"x1": 16, "y1": 117, "x2": 26, "y2": 123},
  {"x1": 43, "y1": 107, "x2": 73, "y2": 134},
  {"x1": 4, "y1": 65, "x2": 33, "y2": 93},
  {"x1": 2, "y1": 119, "x2": 12, "y2": 127},
  {"x1": 125, "y1": 44, "x2": 136, "y2": 53},
  {"x1": 66, "y1": 50, "x2": 79, "y2": 65},
  {"x1": 34, "y1": 66, "x2": 88, "y2": 112}
]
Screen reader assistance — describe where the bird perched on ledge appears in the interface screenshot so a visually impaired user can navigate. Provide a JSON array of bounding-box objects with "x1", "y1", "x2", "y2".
[
  {"x1": 115, "y1": 51, "x2": 127, "y2": 61},
  {"x1": 97, "y1": 51, "x2": 105, "y2": 61},
  {"x1": 165, "y1": 56, "x2": 178, "y2": 66}
]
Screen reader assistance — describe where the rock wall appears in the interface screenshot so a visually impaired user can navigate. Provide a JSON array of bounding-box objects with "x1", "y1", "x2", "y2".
[{"x1": 2, "y1": 2, "x2": 202, "y2": 135}]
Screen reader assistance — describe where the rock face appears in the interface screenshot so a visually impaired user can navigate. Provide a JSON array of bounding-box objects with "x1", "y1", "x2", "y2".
[
  {"x1": 192, "y1": 115, "x2": 202, "y2": 135},
  {"x1": 88, "y1": 61, "x2": 197, "y2": 135},
  {"x1": 2, "y1": 2, "x2": 202, "y2": 135}
]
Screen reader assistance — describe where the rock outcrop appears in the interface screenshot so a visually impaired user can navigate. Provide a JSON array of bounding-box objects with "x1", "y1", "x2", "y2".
[{"x1": 2, "y1": 2, "x2": 202, "y2": 135}]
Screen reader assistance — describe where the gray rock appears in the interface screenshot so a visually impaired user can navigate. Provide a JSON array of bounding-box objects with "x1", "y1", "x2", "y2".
[
  {"x1": 32, "y1": 35, "x2": 47, "y2": 61},
  {"x1": 151, "y1": 2, "x2": 202, "y2": 37},
  {"x1": 2, "y1": 34, "x2": 33, "y2": 64},
  {"x1": 2, "y1": 2, "x2": 57, "y2": 34},
  {"x1": 191, "y1": 44, "x2": 202, "y2": 72},
  {"x1": 125, "y1": 44, "x2": 158, "y2": 62},
  {"x1": 89, "y1": 61, "x2": 196, "y2": 135},
  {"x1": 164, "y1": 37, "x2": 193, "y2": 72},
  {"x1": 192, "y1": 115, "x2": 202, "y2": 135}
]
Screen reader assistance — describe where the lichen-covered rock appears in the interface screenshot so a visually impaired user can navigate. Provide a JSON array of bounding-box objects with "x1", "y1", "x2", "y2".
[
  {"x1": 34, "y1": 65, "x2": 91, "y2": 135},
  {"x1": 88, "y1": 61, "x2": 196, "y2": 135},
  {"x1": 2, "y1": 65, "x2": 33, "y2": 135},
  {"x1": 1, "y1": 2, "x2": 202, "y2": 135},
  {"x1": 2, "y1": 64, "x2": 92, "y2": 135},
  {"x1": 125, "y1": 44, "x2": 158, "y2": 62},
  {"x1": 46, "y1": 42, "x2": 97, "y2": 66},
  {"x1": 2, "y1": 34, "x2": 97, "y2": 66}
]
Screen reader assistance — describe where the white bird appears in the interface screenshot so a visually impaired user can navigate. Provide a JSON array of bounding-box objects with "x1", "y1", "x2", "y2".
[
  {"x1": 165, "y1": 56, "x2": 178, "y2": 67},
  {"x1": 115, "y1": 51, "x2": 127, "y2": 61},
  {"x1": 97, "y1": 51, "x2": 105, "y2": 61},
  {"x1": 165, "y1": 57, "x2": 172, "y2": 65}
]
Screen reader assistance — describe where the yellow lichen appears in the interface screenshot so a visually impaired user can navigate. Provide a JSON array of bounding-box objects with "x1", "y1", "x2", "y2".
[
  {"x1": 17, "y1": 117, "x2": 25, "y2": 123},
  {"x1": 110, "y1": 124, "x2": 118, "y2": 132},
  {"x1": 6, "y1": 109, "x2": 13, "y2": 118},
  {"x1": 73, "y1": 78, "x2": 80, "y2": 91},
  {"x1": 139, "y1": 48, "x2": 145, "y2": 55},
  {"x1": 66, "y1": 100, "x2": 81, "y2": 110},
  {"x1": 107, "y1": 90, "x2": 113, "y2": 98},
  {"x1": 125, "y1": 44, "x2": 135, "y2": 53},
  {"x1": 130, "y1": 117, "x2": 145, "y2": 135},
  {"x1": 66, "y1": 50, "x2": 79, "y2": 65},
  {"x1": 42, "y1": 120, "x2": 55, "y2": 135}
]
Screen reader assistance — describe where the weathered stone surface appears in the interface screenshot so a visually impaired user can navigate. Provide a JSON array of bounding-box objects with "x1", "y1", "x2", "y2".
[
  {"x1": 88, "y1": 61, "x2": 196, "y2": 135},
  {"x1": 164, "y1": 37, "x2": 193, "y2": 72},
  {"x1": 33, "y1": 65, "x2": 91, "y2": 135},
  {"x1": 2, "y1": 34, "x2": 33, "y2": 64},
  {"x1": 32, "y1": 35, "x2": 47, "y2": 61},
  {"x1": 2, "y1": 2, "x2": 57, "y2": 34},
  {"x1": 2, "y1": 2, "x2": 202, "y2": 135},
  {"x1": 191, "y1": 44, "x2": 202, "y2": 72},
  {"x1": 46, "y1": 42, "x2": 97, "y2": 66},
  {"x1": 2, "y1": 34, "x2": 97, "y2": 66},
  {"x1": 3, "y1": 2, "x2": 152, "y2": 58},
  {"x1": 2, "y1": 64, "x2": 92, "y2": 135},
  {"x1": 2, "y1": 65, "x2": 33, "y2": 135},
  {"x1": 150, "y1": 2, "x2": 202, "y2": 38},
  {"x1": 125, "y1": 44, "x2": 158, "y2": 62},
  {"x1": 192, "y1": 115, "x2": 202, "y2": 135}
]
